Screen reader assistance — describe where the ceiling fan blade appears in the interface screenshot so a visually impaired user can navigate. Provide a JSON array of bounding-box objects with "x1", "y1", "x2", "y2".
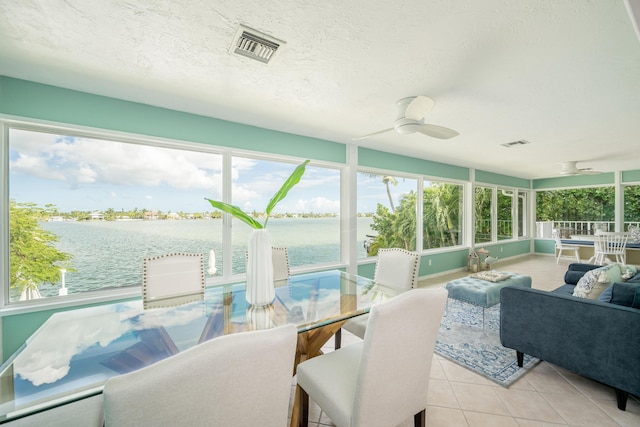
[
  {"x1": 417, "y1": 124, "x2": 459, "y2": 139},
  {"x1": 352, "y1": 128, "x2": 394, "y2": 140},
  {"x1": 404, "y1": 96, "x2": 435, "y2": 120},
  {"x1": 578, "y1": 168, "x2": 601, "y2": 175}
]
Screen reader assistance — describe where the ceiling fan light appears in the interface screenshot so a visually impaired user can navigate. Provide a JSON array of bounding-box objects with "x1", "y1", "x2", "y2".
[{"x1": 394, "y1": 118, "x2": 422, "y2": 134}]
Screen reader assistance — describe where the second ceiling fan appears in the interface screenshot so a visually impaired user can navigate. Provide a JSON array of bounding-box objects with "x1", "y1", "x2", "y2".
[{"x1": 353, "y1": 95, "x2": 459, "y2": 141}]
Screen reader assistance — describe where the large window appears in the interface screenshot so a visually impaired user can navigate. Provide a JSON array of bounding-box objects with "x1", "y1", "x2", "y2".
[
  {"x1": 357, "y1": 172, "x2": 417, "y2": 256},
  {"x1": 623, "y1": 184, "x2": 640, "y2": 231},
  {"x1": 8, "y1": 128, "x2": 224, "y2": 302},
  {"x1": 229, "y1": 156, "x2": 340, "y2": 274},
  {"x1": 474, "y1": 186, "x2": 492, "y2": 244},
  {"x1": 536, "y1": 187, "x2": 615, "y2": 236},
  {"x1": 423, "y1": 181, "x2": 463, "y2": 249},
  {"x1": 6, "y1": 126, "x2": 341, "y2": 303},
  {"x1": 497, "y1": 188, "x2": 513, "y2": 241}
]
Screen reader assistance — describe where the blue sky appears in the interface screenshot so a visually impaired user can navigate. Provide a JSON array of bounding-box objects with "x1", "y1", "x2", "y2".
[{"x1": 9, "y1": 128, "x2": 415, "y2": 214}]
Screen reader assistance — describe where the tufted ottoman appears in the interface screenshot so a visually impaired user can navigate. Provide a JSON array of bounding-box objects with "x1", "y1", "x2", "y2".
[{"x1": 445, "y1": 272, "x2": 532, "y2": 329}]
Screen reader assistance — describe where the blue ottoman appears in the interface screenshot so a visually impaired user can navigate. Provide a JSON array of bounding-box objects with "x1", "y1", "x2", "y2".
[{"x1": 445, "y1": 271, "x2": 532, "y2": 329}]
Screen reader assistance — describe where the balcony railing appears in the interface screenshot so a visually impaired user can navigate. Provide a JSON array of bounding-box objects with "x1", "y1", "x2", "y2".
[{"x1": 545, "y1": 221, "x2": 640, "y2": 238}]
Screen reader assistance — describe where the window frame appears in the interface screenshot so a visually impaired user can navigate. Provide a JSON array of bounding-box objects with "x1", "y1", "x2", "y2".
[{"x1": 1, "y1": 118, "x2": 345, "y2": 311}]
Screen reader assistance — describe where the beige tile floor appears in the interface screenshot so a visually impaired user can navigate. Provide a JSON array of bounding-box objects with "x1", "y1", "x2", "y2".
[{"x1": 289, "y1": 254, "x2": 640, "y2": 427}]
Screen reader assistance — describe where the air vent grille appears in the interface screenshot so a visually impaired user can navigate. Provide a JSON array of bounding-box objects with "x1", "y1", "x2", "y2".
[
  {"x1": 500, "y1": 139, "x2": 530, "y2": 148},
  {"x1": 230, "y1": 25, "x2": 284, "y2": 64}
]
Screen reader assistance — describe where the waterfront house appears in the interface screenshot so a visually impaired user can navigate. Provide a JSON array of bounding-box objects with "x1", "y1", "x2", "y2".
[{"x1": 1, "y1": 1, "x2": 640, "y2": 425}]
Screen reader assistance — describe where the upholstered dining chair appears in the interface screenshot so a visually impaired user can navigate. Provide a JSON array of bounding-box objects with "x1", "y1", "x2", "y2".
[
  {"x1": 296, "y1": 288, "x2": 447, "y2": 427},
  {"x1": 271, "y1": 246, "x2": 291, "y2": 282},
  {"x1": 553, "y1": 230, "x2": 581, "y2": 264},
  {"x1": 245, "y1": 246, "x2": 291, "y2": 283},
  {"x1": 142, "y1": 252, "x2": 205, "y2": 301},
  {"x1": 142, "y1": 253, "x2": 205, "y2": 301},
  {"x1": 103, "y1": 324, "x2": 297, "y2": 427},
  {"x1": 335, "y1": 247, "x2": 420, "y2": 349}
]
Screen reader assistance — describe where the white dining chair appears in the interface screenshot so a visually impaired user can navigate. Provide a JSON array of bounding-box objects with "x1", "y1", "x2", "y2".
[
  {"x1": 271, "y1": 246, "x2": 291, "y2": 282},
  {"x1": 553, "y1": 230, "x2": 581, "y2": 264},
  {"x1": 335, "y1": 247, "x2": 420, "y2": 349},
  {"x1": 245, "y1": 246, "x2": 291, "y2": 283},
  {"x1": 142, "y1": 253, "x2": 205, "y2": 301},
  {"x1": 103, "y1": 324, "x2": 297, "y2": 427},
  {"x1": 594, "y1": 231, "x2": 629, "y2": 265},
  {"x1": 296, "y1": 288, "x2": 447, "y2": 427}
]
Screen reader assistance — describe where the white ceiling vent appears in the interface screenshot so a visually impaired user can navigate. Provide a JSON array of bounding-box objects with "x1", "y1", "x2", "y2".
[
  {"x1": 500, "y1": 139, "x2": 530, "y2": 148},
  {"x1": 230, "y1": 25, "x2": 285, "y2": 64}
]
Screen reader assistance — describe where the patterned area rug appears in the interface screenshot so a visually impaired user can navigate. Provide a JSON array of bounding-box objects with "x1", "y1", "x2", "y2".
[{"x1": 435, "y1": 298, "x2": 540, "y2": 387}]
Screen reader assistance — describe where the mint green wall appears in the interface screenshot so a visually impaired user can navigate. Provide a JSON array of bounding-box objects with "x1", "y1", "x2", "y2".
[
  {"x1": 623, "y1": 170, "x2": 640, "y2": 182},
  {"x1": 0, "y1": 76, "x2": 346, "y2": 164},
  {"x1": 479, "y1": 240, "x2": 532, "y2": 259},
  {"x1": 534, "y1": 239, "x2": 555, "y2": 255},
  {"x1": 358, "y1": 147, "x2": 469, "y2": 181},
  {"x1": 532, "y1": 172, "x2": 614, "y2": 189},
  {"x1": 475, "y1": 170, "x2": 530, "y2": 189}
]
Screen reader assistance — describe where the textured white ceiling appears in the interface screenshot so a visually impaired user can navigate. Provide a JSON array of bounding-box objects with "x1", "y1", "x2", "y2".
[{"x1": 1, "y1": 0, "x2": 639, "y2": 179}]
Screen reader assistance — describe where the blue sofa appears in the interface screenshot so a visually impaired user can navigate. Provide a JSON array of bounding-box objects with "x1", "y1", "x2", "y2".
[{"x1": 500, "y1": 263, "x2": 640, "y2": 410}]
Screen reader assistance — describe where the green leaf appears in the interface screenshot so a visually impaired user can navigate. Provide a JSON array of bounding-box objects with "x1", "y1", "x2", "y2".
[
  {"x1": 205, "y1": 199, "x2": 263, "y2": 229},
  {"x1": 264, "y1": 160, "x2": 310, "y2": 226}
]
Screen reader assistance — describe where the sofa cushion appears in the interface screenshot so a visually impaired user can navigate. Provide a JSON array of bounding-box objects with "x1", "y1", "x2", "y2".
[
  {"x1": 553, "y1": 284, "x2": 577, "y2": 297},
  {"x1": 626, "y1": 272, "x2": 640, "y2": 283},
  {"x1": 610, "y1": 282, "x2": 640, "y2": 309},
  {"x1": 573, "y1": 264, "x2": 622, "y2": 299},
  {"x1": 597, "y1": 285, "x2": 614, "y2": 303},
  {"x1": 564, "y1": 263, "x2": 600, "y2": 285}
]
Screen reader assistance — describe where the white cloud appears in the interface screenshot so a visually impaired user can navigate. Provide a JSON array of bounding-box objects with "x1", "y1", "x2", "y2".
[{"x1": 10, "y1": 130, "x2": 224, "y2": 191}]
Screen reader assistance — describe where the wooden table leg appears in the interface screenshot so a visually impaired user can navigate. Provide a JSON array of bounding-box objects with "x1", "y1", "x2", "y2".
[{"x1": 290, "y1": 320, "x2": 347, "y2": 427}]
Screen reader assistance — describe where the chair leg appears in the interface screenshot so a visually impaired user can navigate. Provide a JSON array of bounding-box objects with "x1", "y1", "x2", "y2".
[
  {"x1": 414, "y1": 409, "x2": 425, "y2": 427},
  {"x1": 298, "y1": 385, "x2": 309, "y2": 426},
  {"x1": 615, "y1": 388, "x2": 628, "y2": 411},
  {"x1": 335, "y1": 328, "x2": 342, "y2": 349}
]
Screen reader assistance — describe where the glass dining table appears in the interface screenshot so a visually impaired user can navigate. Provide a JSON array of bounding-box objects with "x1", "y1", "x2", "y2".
[{"x1": 0, "y1": 270, "x2": 398, "y2": 424}]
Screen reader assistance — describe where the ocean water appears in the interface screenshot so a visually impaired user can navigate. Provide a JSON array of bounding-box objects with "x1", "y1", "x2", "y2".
[{"x1": 35, "y1": 217, "x2": 374, "y2": 298}]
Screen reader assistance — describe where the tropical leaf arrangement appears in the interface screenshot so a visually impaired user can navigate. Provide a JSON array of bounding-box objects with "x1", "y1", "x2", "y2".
[{"x1": 205, "y1": 160, "x2": 310, "y2": 229}]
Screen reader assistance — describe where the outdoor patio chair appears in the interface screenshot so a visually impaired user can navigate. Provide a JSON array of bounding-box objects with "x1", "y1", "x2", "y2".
[
  {"x1": 594, "y1": 231, "x2": 629, "y2": 265},
  {"x1": 553, "y1": 231, "x2": 581, "y2": 264}
]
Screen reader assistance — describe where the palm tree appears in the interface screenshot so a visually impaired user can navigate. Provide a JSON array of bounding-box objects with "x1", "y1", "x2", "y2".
[{"x1": 382, "y1": 175, "x2": 398, "y2": 212}]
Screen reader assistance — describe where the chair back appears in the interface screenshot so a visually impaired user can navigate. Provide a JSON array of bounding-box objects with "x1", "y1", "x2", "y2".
[
  {"x1": 596, "y1": 232, "x2": 629, "y2": 255},
  {"x1": 245, "y1": 247, "x2": 291, "y2": 283},
  {"x1": 272, "y1": 247, "x2": 291, "y2": 282},
  {"x1": 373, "y1": 248, "x2": 420, "y2": 290},
  {"x1": 352, "y1": 288, "x2": 447, "y2": 426},
  {"x1": 143, "y1": 253, "x2": 205, "y2": 301},
  {"x1": 103, "y1": 324, "x2": 297, "y2": 427},
  {"x1": 553, "y1": 230, "x2": 563, "y2": 248}
]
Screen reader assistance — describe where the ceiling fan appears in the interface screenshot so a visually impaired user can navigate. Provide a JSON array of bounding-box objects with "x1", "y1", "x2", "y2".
[
  {"x1": 353, "y1": 96, "x2": 459, "y2": 141},
  {"x1": 560, "y1": 161, "x2": 601, "y2": 176}
]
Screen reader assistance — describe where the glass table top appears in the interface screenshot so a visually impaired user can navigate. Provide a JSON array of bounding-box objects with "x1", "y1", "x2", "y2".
[{"x1": 0, "y1": 270, "x2": 396, "y2": 422}]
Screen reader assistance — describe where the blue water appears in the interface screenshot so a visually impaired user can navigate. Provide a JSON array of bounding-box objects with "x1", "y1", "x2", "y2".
[{"x1": 36, "y1": 217, "x2": 374, "y2": 298}]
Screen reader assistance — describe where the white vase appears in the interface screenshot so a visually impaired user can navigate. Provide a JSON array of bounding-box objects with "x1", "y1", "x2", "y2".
[
  {"x1": 246, "y1": 304, "x2": 275, "y2": 330},
  {"x1": 246, "y1": 229, "x2": 275, "y2": 306}
]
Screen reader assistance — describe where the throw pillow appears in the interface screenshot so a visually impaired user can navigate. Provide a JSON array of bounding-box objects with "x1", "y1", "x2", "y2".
[
  {"x1": 597, "y1": 285, "x2": 614, "y2": 303},
  {"x1": 587, "y1": 270, "x2": 612, "y2": 300},
  {"x1": 609, "y1": 282, "x2": 640, "y2": 309},
  {"x1": 629, "y1": 225, "x2": 640, "y2": 243},
  {"x1": 572, "y1": 264, "x2": 619, "y2": 299},
  {"x1": 573, "y1": 268, "x2": 599, "y2": 298}
]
